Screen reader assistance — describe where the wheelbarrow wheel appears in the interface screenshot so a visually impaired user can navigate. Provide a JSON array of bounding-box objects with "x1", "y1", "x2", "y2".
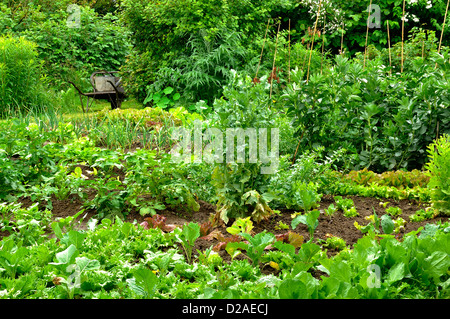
[{"x1": 110, "y1": 97, "x2": 122, "y2": 110}]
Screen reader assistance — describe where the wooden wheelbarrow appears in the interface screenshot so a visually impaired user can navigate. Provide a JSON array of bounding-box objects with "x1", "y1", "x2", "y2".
[{"x1": 68, "y1": 70, "x2": 126, "y2": 112}]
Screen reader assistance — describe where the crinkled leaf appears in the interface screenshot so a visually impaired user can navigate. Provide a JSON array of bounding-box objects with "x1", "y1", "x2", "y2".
[
  {"x1": 387, "y1": 262, "x2": 406, "y2": 284},
  {"x1": 75, "y1": 257, "x2": 100, "y2": 272},
  {"x1": 272, "y1": 240, "x2": 296, "y2": 256},
  {"x1": 423, "y1": 251, "x2": 450, "y2": 284},
  {"x1": 278, "y1": 278, "x2": 307, "y2": 299},
  {"x1": 288, "y1": 232, "x2": 304, "y2": 248},
  {"x1": 131, "y1": 267, "x2": 158, "y2": 298},
  {"x1": 52, "y1": 244, "x2": 77, "y2": 265},
  {"x1": 381, "y1": 214, "x2": 394, "y2": 235}
]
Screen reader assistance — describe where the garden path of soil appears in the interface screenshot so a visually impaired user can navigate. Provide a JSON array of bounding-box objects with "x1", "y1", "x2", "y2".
[
  {"x1": 9, "y1": 192, "x2": 447, "y2": 269},
  {"x1": 154, "y1": 195, "x2": 447, "y2": 265}
]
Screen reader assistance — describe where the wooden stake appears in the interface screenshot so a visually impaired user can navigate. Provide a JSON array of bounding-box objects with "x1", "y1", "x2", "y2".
[
  {"x1": 255, "y1": 19, "x2": 271, "y2": 81},
  {"x1": 436, "y1": 121, "x2": 440, "y2": 141},
  {"x1": 321, "y1": 14, "x2": 327, "y2": 75},
  {"x1": 438, "y1": 0, "x2": 450, "y2": 54},
  {"x1": 291, "y1": 130, "x2": 305, "y2": 165},
  {"x1": 387, "y1": 20, "x2": 392, "y2": 76},
  {"x1": 307, "y1": 0, "x2": 322, "y2": 83},
  {"x1": 340, "y1": 21, "x2": 345, "y2": 55},
  {"x1": 422, "y1": 36, "x2": 425, "y2": 59},
  {"x1": 401, "y1": 0, "x2": 406, "y2": 73},
  {"x1": 288, "y1": 19, "x2": 291, "y2": 83},
  {"x1": 269, "y1": 21, "x2": 281, "y2": 100},
  {"x1": 364, "y1": 0, "x2": 373, "y2": 69},
  {"x1": 302, "y1": 45, "x2": 308, "y2": 72}
]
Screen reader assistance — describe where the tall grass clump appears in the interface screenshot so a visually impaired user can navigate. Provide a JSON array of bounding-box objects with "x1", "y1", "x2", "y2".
[{"x1": 0, "y1": 35, "x2": 49, "y2": 118}]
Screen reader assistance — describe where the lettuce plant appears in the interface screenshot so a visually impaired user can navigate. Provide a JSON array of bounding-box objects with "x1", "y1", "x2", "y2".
[
  {"x1": 291, "y1": 209, "x2": 320, "y2": 241},
  {"x1": 409, "y1": 208, "x2": 437, "y2": 222},
  {"x1": 354, "y1": 208, "x2": 380, "y2": 234},
  {"x1": 322, "y1": 235, "x2": 347, "y2": 251},
  {"x1": 324, "y1": 204, "x2": 337, "y2": 219},
  {"x1": 127, "y1": 267, "x2": 159, "y2": 299},
  {"x1": 385, "y1": 206, "x2": 402, "y2": 217},
  {"x1": 226, "y1": 231, "x2": 275, "y2": 266},
  {"x1": 334, "y1": 195, "x2": 359, "y2": 217},
  {"x1": 226, "y1": 217, "x2": 253, "y2": 236},
  {"x1": 175, "y1": 222, "x2": 201, "y2": 264},
  {"x1": 140, "y1": 214, "x2": 176, "y2": 233},
  {"x1": 0, "y1": 238, "x2": 29, "y2": 278},
  {"x1": 380, "y1": 214, "x2": 394, "y2": 235}
]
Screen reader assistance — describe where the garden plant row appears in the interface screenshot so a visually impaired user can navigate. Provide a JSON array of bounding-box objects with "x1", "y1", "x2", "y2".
[{"x1": 0, "y1": 111, "x2": 448, "y2": 299}]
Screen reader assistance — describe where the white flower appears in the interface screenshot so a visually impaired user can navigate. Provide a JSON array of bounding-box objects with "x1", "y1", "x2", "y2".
[{"x1": 410, "y1": 13, "x2": 419, "y2": 23}]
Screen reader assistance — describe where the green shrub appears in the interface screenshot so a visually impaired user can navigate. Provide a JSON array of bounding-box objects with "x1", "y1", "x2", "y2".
[
  {"x1": 321, "y1": 0, "x2": 449, "y2": 55},
  {"x1": 149, "y1": 28, "x2": 248, "y2": 105},
  {"x1": 285, "y1": 50, "x2": 450, "y2": 172},
  {"x1": 20, "y1": 6, "x2": 132, "y2": 90},
  {"x1": 119, "y1": 0, "x2": 305, "y2": 104},
  {"x1": 0, "y1": 35, "x2": 49, "y2": 116},
  {"x1": 425, "y1": 134, "x2": 450, "y2": 215},
  {"x1": 120, "y1": 50, "x2": 158, "y2": 103},
  {"x1": 268, "y1": 149, "x2": 343, "y2": 210}
]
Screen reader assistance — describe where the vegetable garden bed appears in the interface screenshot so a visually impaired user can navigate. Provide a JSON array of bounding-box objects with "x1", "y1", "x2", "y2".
[
  {"x1": 0, "y1": 108, "x2": 448, "y2": 300},
  {"x1": 11, "y1": 193, "x2": 446, "y2": 265}
]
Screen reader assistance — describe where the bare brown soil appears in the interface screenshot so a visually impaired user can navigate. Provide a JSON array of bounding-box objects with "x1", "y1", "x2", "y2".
[
  {"x1": 6, "y1": 192, "x2": 447, "y2": 268},
  {"x1": 138, "y1": 195, "x2": 445, "y2": 262}
]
